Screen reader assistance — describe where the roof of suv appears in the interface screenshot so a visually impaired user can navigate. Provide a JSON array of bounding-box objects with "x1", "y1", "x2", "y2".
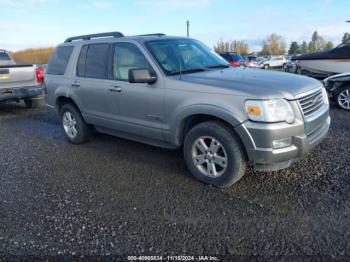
[{"x1": 59, "y1": 32, "x2": 188, "y2": 47}]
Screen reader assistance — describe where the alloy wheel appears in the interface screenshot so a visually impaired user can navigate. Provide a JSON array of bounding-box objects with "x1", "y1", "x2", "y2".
[
  {"x1": 62, "y1": 111, "x2": 78, "y2": 139},
  {"x1": 191, "y1": 136, "x2": 228, "y2": 178},
  {"x1": 338, "y1": 89, "x2": 350, "y2": 110}
]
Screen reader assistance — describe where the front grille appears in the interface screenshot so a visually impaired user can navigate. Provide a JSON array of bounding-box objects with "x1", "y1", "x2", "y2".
[{"x1": 298, "y1": 89, "x2": 324, "y2": 117}]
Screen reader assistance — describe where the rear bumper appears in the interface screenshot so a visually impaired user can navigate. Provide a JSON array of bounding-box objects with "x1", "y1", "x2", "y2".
[{"x1": 0, "y1": 85, "x2": 43, "y2": 102}]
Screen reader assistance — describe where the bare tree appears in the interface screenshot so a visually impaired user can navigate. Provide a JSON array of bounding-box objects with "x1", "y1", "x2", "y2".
[
  {"x1": 213, "y1": 40, "x2": 249, "y2": 55},
  {"x1": 260, "y1": 34, "x2": 286, "y2": 56}
]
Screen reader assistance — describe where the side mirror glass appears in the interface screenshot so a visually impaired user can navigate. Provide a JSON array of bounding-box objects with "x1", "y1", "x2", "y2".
[{"x1": 129, "y1": 68, "x2": 157, "y2": 84}]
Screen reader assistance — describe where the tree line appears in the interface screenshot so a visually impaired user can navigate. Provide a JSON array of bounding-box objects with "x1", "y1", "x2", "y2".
[
  {"x1": 214, "y1": 31, "x2": 350, "y2": 56},
  {"x1": 213, "y1": 40, "x2": 250, "y2": 55},
  {"x1": 10, "y1": 48, "x2": 54, "y2": 64},
  {"x1": 7, "y1": 31, "x2": 350, "y2": 65}
]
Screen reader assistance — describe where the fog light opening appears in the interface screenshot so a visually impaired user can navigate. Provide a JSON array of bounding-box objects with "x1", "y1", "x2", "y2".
[{"x1": 273, "y1": 138, "x2": 292, "y2": 149}]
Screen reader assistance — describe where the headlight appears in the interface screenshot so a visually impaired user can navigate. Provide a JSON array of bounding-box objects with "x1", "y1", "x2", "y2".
[
  {"x1": 245, "y1": 99, "x2": 295, "y2": 123},
  {"x1": 321, "y1": 88, "x2": 329, "y2": 105}
]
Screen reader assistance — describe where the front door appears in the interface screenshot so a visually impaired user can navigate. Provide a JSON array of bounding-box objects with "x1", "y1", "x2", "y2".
[{"x1": 109, "y1": 42, "x2": 164, "y2": 141}]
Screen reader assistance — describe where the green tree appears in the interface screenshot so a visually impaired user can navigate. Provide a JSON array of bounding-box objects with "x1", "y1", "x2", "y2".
[
  {"x1": 342, "y1": 33, "x2": 350, "y2": 43},
  {"x1": 288, "y1": 41, "x2": 300, "y2": 55},
  {"x1": 324, "y1": 41, "x2": 334, "y2": 50},
  {"x1": 300, "y1": 41, "x2": 308, "y2": 54},
  {"x1": 308, "y1": 31, "x2": 325, "y2": 52}
]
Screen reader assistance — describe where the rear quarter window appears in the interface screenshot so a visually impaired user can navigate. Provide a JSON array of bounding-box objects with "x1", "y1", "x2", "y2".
[{"x1": 46, "y1": 46, "x2": 74, "y2": 75}]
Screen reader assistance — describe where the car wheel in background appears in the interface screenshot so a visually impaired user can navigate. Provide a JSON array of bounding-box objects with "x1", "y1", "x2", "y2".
[
  {"x1": 183, "y1": 121, "x2": 247, "y2": 188},
  {"x1": 334, "y1": 86, "x2": 350, "y2": 111},
  {"x1": 24, "y1": 98, "x2": 40, "y2": 108},
  {"x1": 60, "y1": 103, "x2": 93, "y2": 144},
  {"x1": 263, "y1": 64, "x2": 269, "y2": 69}
]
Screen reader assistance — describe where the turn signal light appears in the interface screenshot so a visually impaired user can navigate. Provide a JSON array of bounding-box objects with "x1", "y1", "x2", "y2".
[{"x1": 246, "y1": 106, "x2": 261, "y2": 116}]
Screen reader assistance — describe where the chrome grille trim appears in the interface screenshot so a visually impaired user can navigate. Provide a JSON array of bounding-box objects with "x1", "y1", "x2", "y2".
[{"x1": 298, "y1": 89, "x2": 324, "y2": 117}]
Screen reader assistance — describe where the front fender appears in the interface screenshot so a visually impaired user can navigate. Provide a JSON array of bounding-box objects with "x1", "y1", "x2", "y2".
[{"x1": 169, "y1": 104, "x2": 246, "y2": 146}]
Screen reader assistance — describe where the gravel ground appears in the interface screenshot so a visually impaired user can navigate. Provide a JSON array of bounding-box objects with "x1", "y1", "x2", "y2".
[{"x1": 0, "y1": 101, "x2": 349, "y2": 260}]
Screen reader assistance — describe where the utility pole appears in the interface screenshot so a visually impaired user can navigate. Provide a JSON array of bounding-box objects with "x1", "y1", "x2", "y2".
[{"x1": 186, "y1": 20, "x2": 190, "y2": 37}]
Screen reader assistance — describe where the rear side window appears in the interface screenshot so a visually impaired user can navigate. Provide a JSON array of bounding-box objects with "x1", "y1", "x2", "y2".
[
  {"x1": 230, "y1": 54, "x2": 242, "y2": 62},
  {"x1": 219, "y1": 53, "x2": 231, "y2": 61},
  {"x1": 77, "y1": 44, "x2": 110, "y2": 79},
  {"x1": 77, "y1": 46, "x2": 88, "y2": 77},
  {"x1": 0, "y1": 51, "x2": 11, "y2": 61},
  {"x1": 46, "y1": 46, "x2": 74, "y2": 75}
]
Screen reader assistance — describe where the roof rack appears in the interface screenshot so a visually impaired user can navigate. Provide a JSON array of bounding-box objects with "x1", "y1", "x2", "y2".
[
  {"x1": 136, "y1": 33, "x2": 166, "y2": 37},
  {"x1": 64, "y1": 32, "x2": 124, "y2": 43}
]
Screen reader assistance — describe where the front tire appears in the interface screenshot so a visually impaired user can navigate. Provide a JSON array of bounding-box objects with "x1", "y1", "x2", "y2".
[
  {"x1": 263, "y1": 64, "x2": 269, "y2": 70},
  {"x1": 60, "y1": 103, "x2": 93, "y2": 144},
  {"x1": 334, "y1": 86, "x2": 350, "y2": 111},
  {"x1": 184, "y1": 121, "x2": 247, "y2": 188}
]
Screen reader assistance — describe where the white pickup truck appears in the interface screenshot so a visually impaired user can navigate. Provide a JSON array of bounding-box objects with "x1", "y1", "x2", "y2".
[{"x1": 0, "y1": 49, "x2": 44, "y2": 108}]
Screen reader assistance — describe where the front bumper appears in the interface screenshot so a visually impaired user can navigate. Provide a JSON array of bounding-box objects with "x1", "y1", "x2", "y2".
[
  {"x1": 0, "y1": 85, "x2": 43, "y2": 102},
  {"x1": 235, "y1": 103, "x2": 330, "y2": 172}
]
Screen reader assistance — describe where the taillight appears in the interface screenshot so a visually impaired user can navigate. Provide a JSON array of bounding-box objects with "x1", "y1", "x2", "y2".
[
  {"x1": 36, "y1": 68, "x2": 44, "y2": 84},
  {"x1": 229, "y1": 61, "x2": 240, "y2": 67}
]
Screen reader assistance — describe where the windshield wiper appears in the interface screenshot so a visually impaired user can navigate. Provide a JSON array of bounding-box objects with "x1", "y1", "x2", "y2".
[
  {"x1": 206, "y1": 64, "x2": 230, "y2": 69},
  {"x1": 169, "y1": 67, "x2": 208, "y2": 75}
]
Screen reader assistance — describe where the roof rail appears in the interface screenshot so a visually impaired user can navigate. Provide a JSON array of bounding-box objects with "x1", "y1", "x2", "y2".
[
  {"x1": 136, "y1": 33, "x2": 166, "y2": 37},
  {"x1": 64, "y1": 32, "x2": 124, "y2": 43}
]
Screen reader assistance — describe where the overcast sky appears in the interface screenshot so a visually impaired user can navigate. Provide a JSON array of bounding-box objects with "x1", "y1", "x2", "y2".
[{"x1": 1, "y1": 0, "x2": 349, "y2": 51}]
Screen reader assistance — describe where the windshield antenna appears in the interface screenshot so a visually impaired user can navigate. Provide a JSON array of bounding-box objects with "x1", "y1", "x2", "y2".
[{"x1": 175, "y1": 53, "x2": 183, "y2": 80}]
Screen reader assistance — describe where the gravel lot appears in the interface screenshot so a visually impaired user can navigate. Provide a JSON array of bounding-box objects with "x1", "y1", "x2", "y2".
[{"x1": 0, "y1": 100, "x2": 349, "y2": 260}]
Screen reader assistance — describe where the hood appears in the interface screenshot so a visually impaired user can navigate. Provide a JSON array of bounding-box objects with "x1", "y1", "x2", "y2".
[{"x1": 180, "y1": 67, "x2": 322, "y2": 99}]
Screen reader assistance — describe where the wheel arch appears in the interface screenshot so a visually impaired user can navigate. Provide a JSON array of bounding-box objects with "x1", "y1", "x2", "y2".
[{"x1": 171, "y1": 105, "x2": 247, "y2": 149}]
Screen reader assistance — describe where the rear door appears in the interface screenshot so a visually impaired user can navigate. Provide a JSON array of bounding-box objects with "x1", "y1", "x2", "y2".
[{"x1": 73, "y1": 43, "x2": 119, "y2": 125}]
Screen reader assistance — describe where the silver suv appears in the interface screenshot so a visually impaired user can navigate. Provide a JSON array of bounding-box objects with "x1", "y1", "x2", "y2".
[{"x1": 45, "y1": 32, "x2": 330, "y2": 188}]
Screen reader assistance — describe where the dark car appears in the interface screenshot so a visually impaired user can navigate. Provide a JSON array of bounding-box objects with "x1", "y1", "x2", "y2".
[{"x1": 218, "y1": 52, "x2": 244, "y2": 67}]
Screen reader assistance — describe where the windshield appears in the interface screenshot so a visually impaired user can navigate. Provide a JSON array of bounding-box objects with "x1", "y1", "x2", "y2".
[{"x1": 145, "y1": 39, "x2": 229, "y2": 75}]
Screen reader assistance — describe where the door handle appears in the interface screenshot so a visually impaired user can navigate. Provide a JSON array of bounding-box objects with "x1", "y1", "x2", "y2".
[
  {"x1": 109, "y1": 86, "x2": 122, "y2": 93},
  {"x1": 71, "y1": 81, "x2": 80, "y2": 87}
]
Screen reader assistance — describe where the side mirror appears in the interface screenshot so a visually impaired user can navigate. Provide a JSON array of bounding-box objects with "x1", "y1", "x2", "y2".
[{"x1": 129, "y1": 68, "x2": 157, "y2": 84}]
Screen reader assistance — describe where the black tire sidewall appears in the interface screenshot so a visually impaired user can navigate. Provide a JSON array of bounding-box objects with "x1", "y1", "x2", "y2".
[
  {"x1": 184, "y1": 122, "x2": 246, "y2": 188},
  {"x1": 60, "y1": 103, "x2": 91, "y2": 144},
  {"x1": 24, "y1": 99, "x2": 33, "y2": 108}
]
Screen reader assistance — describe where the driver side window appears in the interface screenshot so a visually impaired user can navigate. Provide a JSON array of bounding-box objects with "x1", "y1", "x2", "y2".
[{"x1": 113, "y1": 43, "x2": 151, "y2": 81}]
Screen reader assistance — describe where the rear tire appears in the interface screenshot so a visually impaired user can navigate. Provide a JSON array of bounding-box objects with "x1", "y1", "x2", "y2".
[
  {"x1": 334, "y1": 86, "x2": 350, "y2": 111},
  {"x1": 183, "y1": 121, "x2": 247, "y2": 188},
  {"x1": 24, "y1": 98, "x2": 40, "y2": 108},
  {"x1": 60, "y1": 103, "x2": 93, "y2": 144},
  {"x1": 263, "y1": 64, "x2": 269, "y2": 70}
]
